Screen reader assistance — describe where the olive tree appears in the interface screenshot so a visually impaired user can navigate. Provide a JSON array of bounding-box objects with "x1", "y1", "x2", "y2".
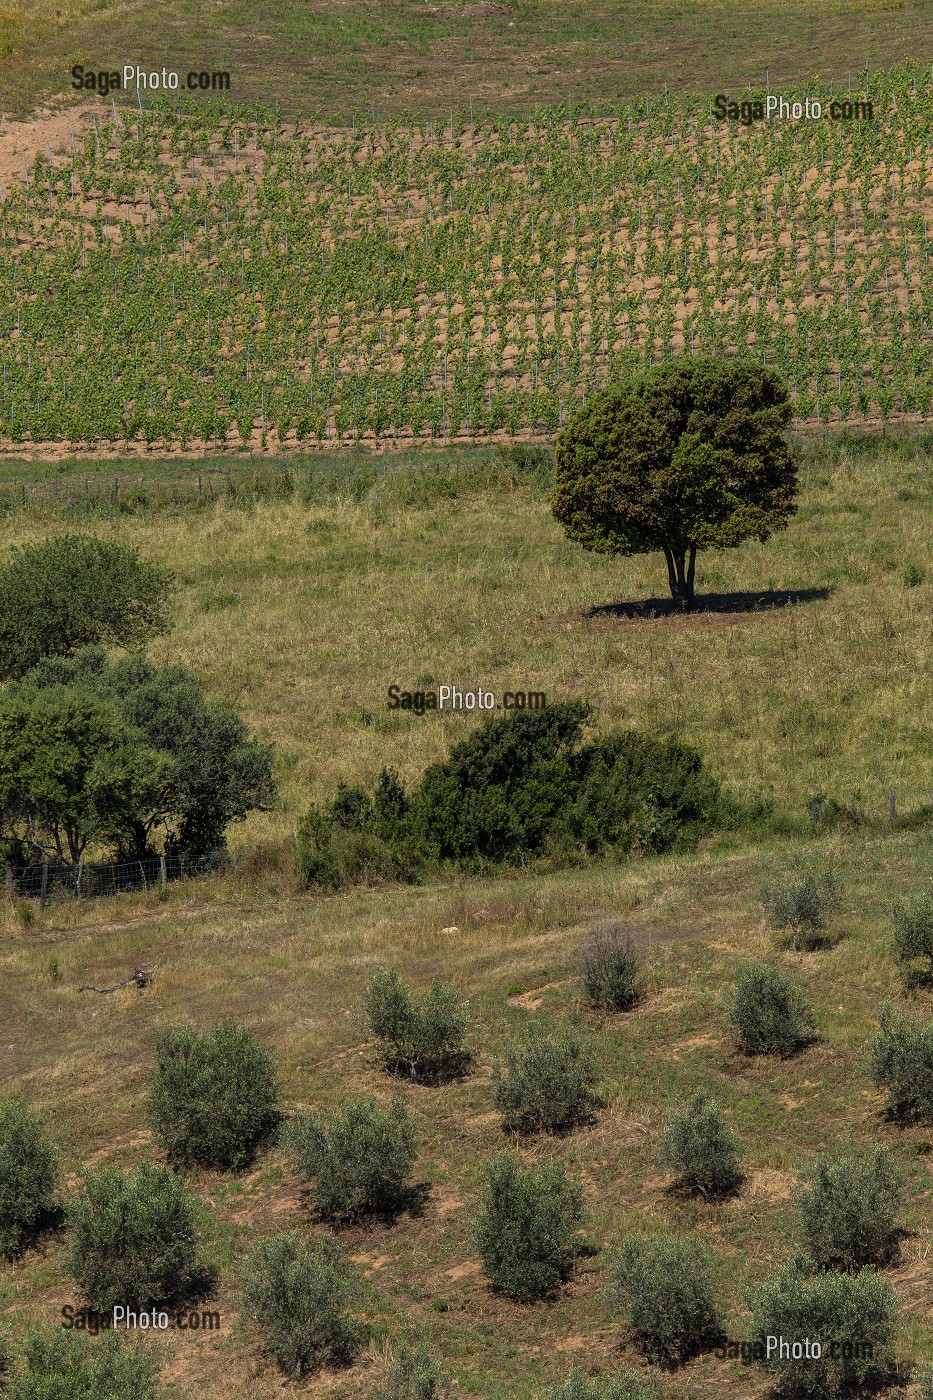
[{"x1": 551, "y1": 356, "x2": 798, "y2": 607}]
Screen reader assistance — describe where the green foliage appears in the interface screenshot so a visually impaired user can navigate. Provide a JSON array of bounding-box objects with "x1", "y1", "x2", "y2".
[
  {"x1": 867, "y1": 1002, "x2": 933, "y2": 1121},
  {"x1": 579, "y1": 924, "x2": 642, "y2": 1011},
  {"x1": 729, "y1": 964, "x2": 816, "y2": 1057},
  {"x1": 0, "y1": 535, "x2": 171, "y2": 681},
  {"x1": 0, "y1": 1097, "x2": 59, "y2": 1259},
  {"x1": 796, "y1": 1147, "x2": 903, "y2": 1271},
  {"x1": 902, "y1": 561, "x2": 925, "y2": 588},
  {"x1": 66, "y1": 1163, "x2": 204, "y2": 1310},
  {"x1": 282, "y1": 1096, "x2": 418, "y2": 1222},
  {"x1": 761, "y1": 869, "x2": 841, "y2": 950},
  {"x1": 0, "y1": 684, "x2": 172, "y2": 865},
  {"x1": 474, "y1": 1150, "x2": 585, "y2": 1302},
  {"x1": 239, "y1": 1232, "x2": 364, "y2": 1377},
  {"x1": 16, "y1": 649, "x2": 277, "y2": 859},
  {"x1": 148, "y1": 1020, "x2": 279, "y2": 1169},
  {"x1": 919, "y1": 1366, "x2": 933, "y2": 1400},
  {"x1": 608, "y1": 1233, "x2": 722, "y2": 1364},
  {"x1": 543, "y1": 1368, "x2": 663, "y2": 1400},
  {"x1": 750, "y1": 1261, "x2": 898, "y2": 1397},
  {"x1": 362, "y1": 968, "x2": 470, "y2": 1083},
  {"x1": 300, "y1": 705, "x2": 725, "y2": 887},
  {"x1": 892, "y1": 886, "x2": 933, "y2": 986},
  {"x1": 658, "y1": 1094, "x2": 740, "y2": 1198},
  {"x1": 493, "y1": 1027, "x2": 602, "y2": 1134},
  {"x1": 377, "y1": 1343, "x2": 441, "y2": 1400},
  {"x1": 551, "y1": 356, "x2": 797, "y2": 605},
  {"x1": 4, "y1": 1329, "x2": 161, "y2": 1400}
]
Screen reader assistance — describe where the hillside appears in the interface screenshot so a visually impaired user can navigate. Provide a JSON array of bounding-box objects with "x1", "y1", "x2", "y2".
[{"x1": 0, "y1": 68, "x2": 932, "y2": 455}]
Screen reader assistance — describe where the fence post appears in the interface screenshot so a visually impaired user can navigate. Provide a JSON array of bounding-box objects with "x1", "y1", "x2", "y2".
[
  {"x1": 75, "y1": 858, "x2": 84, "y2": 896},
  {"x1": 159, "y1": 855, "x2": 167, "y2": 892},
  {"x1": 889, "y1": 788, "x2": 896, "y2": 820},
  {"x1": 39, "y1": 862, "x2": 48, "y2": 906},
  {"x1": 4, "y1": 862, "x2": 11, "y2": 899}
]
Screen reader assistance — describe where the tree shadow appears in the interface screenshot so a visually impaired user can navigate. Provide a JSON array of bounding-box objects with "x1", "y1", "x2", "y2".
[{"x1": 587, "y1": 587, "x2": 833, "y2": 620}]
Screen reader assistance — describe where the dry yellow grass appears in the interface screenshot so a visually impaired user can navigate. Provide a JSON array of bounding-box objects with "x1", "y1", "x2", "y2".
[{"x1": 3, "y1": 438, "x2": 930, "y2": 845}]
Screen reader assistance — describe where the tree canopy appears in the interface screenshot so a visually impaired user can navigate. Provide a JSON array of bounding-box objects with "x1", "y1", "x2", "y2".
[
  {"x1": 550, "y1": 356, "x2": 798, "y2": 606},
  {"x1": 1, "y1": 650, "x2": 276, "y2": 865},
  {"x1": 0, "y1": 534, "x2": 172, "y2": 680}
]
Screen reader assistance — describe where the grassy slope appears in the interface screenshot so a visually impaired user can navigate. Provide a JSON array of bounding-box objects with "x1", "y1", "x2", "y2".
[
  {"x1": 2, "y1": 437, "x2": 933, "y2": 840},
  {"x1": 0, "y1": 831, "x2": 931, "y2": 1397},
  {"x1": 1, "y1": 436, "x2": 933, "y2": 1393},
  {"x1": 3, "y1": 0, "x2": 933, "y2": 118}
]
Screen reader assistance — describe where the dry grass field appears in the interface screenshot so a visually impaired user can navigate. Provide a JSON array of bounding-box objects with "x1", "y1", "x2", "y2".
[
  {"x1": 0, "y1": 821, "x2": 931, "y2": 1397},
  {"x1": 3, "y1": 435, "x2": 933, "y2": 840}
]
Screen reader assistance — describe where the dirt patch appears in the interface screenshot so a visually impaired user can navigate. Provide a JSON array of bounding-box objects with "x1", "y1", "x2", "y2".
[
  {"x1": 445, "y1": 1258, "x2": 482, "y2": 1280},
  {"x1": 0, "y1": 99, "x2": 95, "y2": 188},
  {"x1": 463, "y1": 1, "x2": 510, "y2": 14},
  {"x1": 508, "y1": 978, "x2": 573, "y2": 1011}
]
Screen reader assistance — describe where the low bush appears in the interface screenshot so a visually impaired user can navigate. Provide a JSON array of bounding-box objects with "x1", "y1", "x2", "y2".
[
  {"x1": 474, "y1": 1150, "x2": 585, "y2": 1302},
  {"x1": 299, "y1": 703, "x2": 726, "y2": 887},
  {"x1": 377, "y1": 1343, "x2": 441, "y2": 1400},
  {"x1": 4, "y1": 1329, "x2": 161, "y2": 1400},
  {"x1": 761, "y1": 869, "x2": 840, "y2": 950},
  {"x1": 281, "y1": 1096, "x2": 418, "y2": 1222},
  {"x1": 892, "y1": 888, "x2": 933, "y2": 986},
  {"x1": 579, "y1": 924, "x2": 642, "y2": 1011},
  {"x1": 148, "y1": 1020, "x2": 279, "y2": 1169},
  {"x1": 658, "y1": 1094, "x2": 740, "y2": 1198},
  {"x1": 66, "y1": 1163, "x2": 204, "y2": 1310},
  {"x1": 543, "y1": 1368, "x2": 663, "y2": 1400},
  {"x1": 867, "y1": 1003, "x2": 933, "y2": 1120},
  {"x1": 796, "y1": 1147, "x2": 903, "y2": 1270},
  {"x1": 920, "y1": 1366, "x2": 933, "y2": 1400},
  {"x1": 239, "y1": 1232, "x2": 364, "y2": 1376},
  {"x1": 608, "y1": 1234, "x2": 722, "y2": 1364},
  {"x1": 362, "y1": 968, "x2": 469, "y2": 1083},
  {"x1": 750, "y1": 1261, "x2": 898, "y2": 1397},
  {"x1": 0, "y1": 1097, "x2": 59, "y2": 1258},
  {"x1": 493, "y1": 1028, "x2": 602, "y2": 1133},
  {"x1": 729, "y1": 965, "x2": 816, "y2": 1057}
]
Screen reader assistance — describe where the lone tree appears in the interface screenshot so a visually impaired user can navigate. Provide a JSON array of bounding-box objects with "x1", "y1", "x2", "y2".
[{"x1": 551, "y1": 356, "x2": 798, "y2": 607}]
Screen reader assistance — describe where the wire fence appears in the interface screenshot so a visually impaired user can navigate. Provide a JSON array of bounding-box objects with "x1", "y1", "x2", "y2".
[{"x1": 6, "y1": 851, "x2": 230, "y2": 903}]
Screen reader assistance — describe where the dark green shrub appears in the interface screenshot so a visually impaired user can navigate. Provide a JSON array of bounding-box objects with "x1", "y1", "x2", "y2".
[
  {"x1": 362, "y1": 969, "x2": 469, "y2": 1083},
  {"x1": 750, "y1": 1261, "x2": 898, "y2": 1397},
  {"x1": 148, "y1": 1020, "x2": 279, "y2": 1168},
  {"x1": 377, "y1": 1343, "x2": 441, "y2": 1400},
  {"x1": 608, "y1": 1234, "x2": 722, "y2": 1364},
  {"x1": 0, "y1": 534, "x2": 171, "y2": 681},
  {"x1": 474, "y1": 1150, "x2": 585, "y2": 1302},
  {"x1": 0, "y1": 1097, "x2": 59, "y2": 1258},
  {"x1": 658, "y1": 1094, "x2": 740, "y2": 1198},
  {"x1": 493, "y1": 1028, "x2": 602, "y2": 1134},
  {"x1": 543, "y1": 1368, "x2": 663, "y2": 1400},
  {"x1": 239, "y1": 1232, "x2": 364, "y2": 1376},
  {"x1": 299, "y1": 704, "x2": 726, "y2": 888},
  {"x1": 729, "y1": 965, "x2": 815, "y2": 1057},
  {"x1": 281, "y1": 1096, "x2": 417, "y2": 1222},
  {"x1": 761, "y1": 870, "x2": 840, "y2": 950},
  {"x1": 5, "y1": 1329, "x2": 161, "y2": 1400},
  {"x1": 867, "y1": 1003, "x2": 933, "y2": 1121},
  {"x1": 919, "y1": 1365, "x2": 933, "y2": 1400},
  {"x1": 580, "y1": 924, "x2": 642, "y2": 1011},
  {"x1": 796, "y1": 1147, "x2": 902, "y2": 1270},
  {"x1": 893, "y1": 888, "x2": 933, "y2": 986},
  {"x1": 66, "y1": 1163, "x2": 204, "y2": 1310}
]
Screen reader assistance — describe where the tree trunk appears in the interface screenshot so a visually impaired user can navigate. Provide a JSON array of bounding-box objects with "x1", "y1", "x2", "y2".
[{"x1": 663, "y1": 546, "x2": 697, "y2": 608}]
